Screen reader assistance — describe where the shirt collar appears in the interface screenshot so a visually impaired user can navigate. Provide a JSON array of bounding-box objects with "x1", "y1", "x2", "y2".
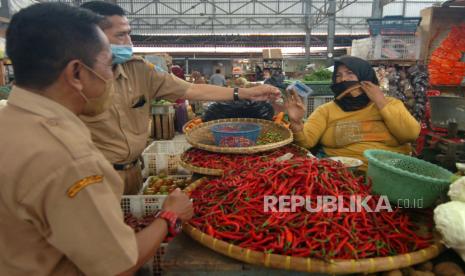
[
  {"x1": 113, "y1": 63, "x2": 128, "y2": 80},
  {"x1": 7, "y1": 86, "x2": 89, "y2": 131}
]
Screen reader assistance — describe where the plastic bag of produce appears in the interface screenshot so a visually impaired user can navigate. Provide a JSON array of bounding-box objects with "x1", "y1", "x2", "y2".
[
  {"x1": 448, "y1": 176, "x2": 465, "y2": 202},
  {"x1": 202, "y1": 100, "x2": 274, "y2": 122},
  {"x1": 434, "y1": 201, "x2": 465, "y2": 261},
  {"x1": 434, "y1": 176, "x2": 465, "y2": 262}
]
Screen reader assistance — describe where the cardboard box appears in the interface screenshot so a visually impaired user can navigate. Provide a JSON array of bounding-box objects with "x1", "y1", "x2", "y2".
[
  {"x1": 419, "y1": 6, "x2": 465, "y2": 62},
  {"x1": 262, "y1": 48, "x2": 283, "y2": 59}
]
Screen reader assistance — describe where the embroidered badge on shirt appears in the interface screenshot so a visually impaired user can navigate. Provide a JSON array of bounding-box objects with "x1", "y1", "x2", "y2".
[
  {"x1": 334, "y1": 120, "x2": 390, "y2": 147},
  {"x1": 67, "y1": 175, "x2": 103, "y2": 198}
]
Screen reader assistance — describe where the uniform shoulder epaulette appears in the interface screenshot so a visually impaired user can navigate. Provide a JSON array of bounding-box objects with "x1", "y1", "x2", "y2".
[
  {"x1": 126, "y1": 56, "x2": 157, "y2": 70},
  {"x1": 67, "y1": 175, "x2": 104, "y2": 198}
]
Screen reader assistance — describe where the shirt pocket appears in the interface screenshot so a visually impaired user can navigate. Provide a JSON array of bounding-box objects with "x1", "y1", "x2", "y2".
[{"x1": 127, "y1": 94, "x2": 150, "y2": 135}]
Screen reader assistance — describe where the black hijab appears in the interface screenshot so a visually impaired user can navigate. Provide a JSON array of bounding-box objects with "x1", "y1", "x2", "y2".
[
  {"x1": 331, "y1": 56, "x2": 379, "y2": 112},
  {"x1": 332, "y1": 56, "x2": 379, "y2": 85}
]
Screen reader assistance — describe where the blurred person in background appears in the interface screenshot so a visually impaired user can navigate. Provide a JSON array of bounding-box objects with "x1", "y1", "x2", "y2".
[
  {"x1": 231, "y1": 66, "x2": 248, "y2": 88},
  {"x1": 264, "y1": 69, "x2": 287, "y2": 91},
  {"x1": 263, "y1": 69, "x2": 271, "y2": 82},
  {"x1": 209, "y1": 68, "x2": 226, "y2": 87},
  {"x1": 255, "y1": 65, "x2": 264, "y2": 81},
  {"x1": 170, "y1": 64, "x2": 185, "y2": 80},
  {"x1": 191, "y1": 71, "x2": 207, "y2": 84}
]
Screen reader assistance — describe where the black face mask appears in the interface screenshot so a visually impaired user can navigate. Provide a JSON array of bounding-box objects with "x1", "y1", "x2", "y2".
[
  {"x1": 335, "y1": 93, "x2": 371, "y2": 112},
  {"x1": 330, "y1": 81, "x2": 359, "y2": 96},
  {"x1": 330, "y1": 81, "x2": 371, "y2": 112}
]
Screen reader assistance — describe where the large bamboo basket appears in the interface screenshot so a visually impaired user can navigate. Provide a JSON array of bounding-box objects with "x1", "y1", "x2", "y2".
[
  {"x1": 182, "y1": 179, "x2": 445, "y2": 274},
  {"x1": 179, "y1": 144, "x2": 311, "y2": 176},
  {"x1": 183, "y1": 224, "x2": 444, "y2": 274},
  {"x1": 179, "y1": 158, "x2": 224, "y2": 176},
  {"x1": 184, "y1": 118, "x2": 293, "y2": 154}
]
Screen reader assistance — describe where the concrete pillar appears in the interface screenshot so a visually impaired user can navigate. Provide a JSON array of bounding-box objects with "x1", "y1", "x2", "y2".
[
  {"x1": 327, "y1": 0, "x2": 336, "y2": 65},
  {"x1": 371, "y1": 0, "x2": 383, "y2": 18}
]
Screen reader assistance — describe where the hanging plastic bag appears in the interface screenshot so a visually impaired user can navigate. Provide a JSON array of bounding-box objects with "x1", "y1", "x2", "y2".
[{"x1": 202, "y1": 100, "x2": 274, "y2": 122}]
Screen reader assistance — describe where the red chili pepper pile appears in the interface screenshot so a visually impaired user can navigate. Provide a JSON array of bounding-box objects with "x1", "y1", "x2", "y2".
[
  {"x1": 219, "y1": 136, "x2": 254, "y2": 147},
  {"x1": 189, "y1": 158, "x2": 433, "y2": 260},
  {"x1": 183, "y1": 144, "x2": 308, "y2": 170},
  {"x1": 429, "y1": 23, "x2": 465, "y2": 85}
]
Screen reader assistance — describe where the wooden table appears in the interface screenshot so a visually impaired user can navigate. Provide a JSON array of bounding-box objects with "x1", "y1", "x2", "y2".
[
  {"x1": 161, "y1": 233, "x2": 325, "y2": 276},
  {"x1": 160, "y1": 234, "x2": 465, "y2": 276}
]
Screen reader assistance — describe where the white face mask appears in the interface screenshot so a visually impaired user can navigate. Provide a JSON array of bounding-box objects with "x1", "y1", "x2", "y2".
[{"x1": 79, "y1": 63, "x2": 114, "y2": 116}]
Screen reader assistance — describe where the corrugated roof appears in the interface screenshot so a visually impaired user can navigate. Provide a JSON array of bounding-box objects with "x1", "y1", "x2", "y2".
[{"x1": 36, "y1": 0, "x2": 441, "y2": 35}]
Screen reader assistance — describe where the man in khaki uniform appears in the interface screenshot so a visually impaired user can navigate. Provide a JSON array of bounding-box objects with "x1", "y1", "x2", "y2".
[
  {"x1": 81, "y1": 1, "x2": 282, "y2": 195},
  {"x1": 0, "y1": 3, "x2": 192, "y2": 275}
]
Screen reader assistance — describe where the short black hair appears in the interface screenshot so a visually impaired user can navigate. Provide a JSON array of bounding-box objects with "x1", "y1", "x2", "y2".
[
  {"x1": 6, "y1": 3, "x2": 105, "y2": 89},
  {"x1": 81, "y1": 1, "x2": 125, "y2": 16},
  {"x1": 215, "y1": 69, "x2": 221, "y2": 74}
]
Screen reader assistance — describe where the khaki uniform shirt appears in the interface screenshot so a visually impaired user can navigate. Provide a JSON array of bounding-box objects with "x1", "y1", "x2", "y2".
[
  {"x1": 0, "y1": 87, "x2": 138, "y2": 276},
  {"x1": 80, "y1": 57, "x2": 192, "y2": 164}
]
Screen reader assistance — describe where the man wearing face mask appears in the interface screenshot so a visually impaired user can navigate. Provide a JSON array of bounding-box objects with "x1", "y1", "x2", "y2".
[
  {"x1": 286, "y1": 56, "x2": 420, "y2": 170},
  {"x1": 80, "y1": 1, "x2": 281, "y2": 195},
  {"x1": 0, "y1": 3, "x2": 193, "y2": 275}
]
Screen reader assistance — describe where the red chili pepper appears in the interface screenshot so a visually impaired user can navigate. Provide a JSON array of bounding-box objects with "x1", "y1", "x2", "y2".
[
  {"x1": 284, "y1": 226, "x2": 293, "y2": 246},
  {"x1": 206, "y1": 224, "x2": 215, "y2": 236}
]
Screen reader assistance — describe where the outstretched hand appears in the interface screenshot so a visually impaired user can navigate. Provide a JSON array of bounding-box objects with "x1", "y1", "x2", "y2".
[{"x1": 241, "y1": 84, "x2": 282, "y2": 102}]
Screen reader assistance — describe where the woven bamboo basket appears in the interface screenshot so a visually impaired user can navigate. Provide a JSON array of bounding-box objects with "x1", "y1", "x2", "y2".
[
  {"x1": 182, "y1": 178, "x2": 445, "y2": 274},
  {"x1": 183, "y1": 224, "x2": 444, "y2": 274},
  {"x1": 183, "y1": 117, "x2": 203, "y2": 134},
  {"x1": 179, "y1": 144, "x2": 311, "y2": 176},
  {"x1": 184, "y1": 118, "x2": 293, "y2": 154},
  {"x1": 179, "y1": 158, "x2": 224, "y2": 176}
]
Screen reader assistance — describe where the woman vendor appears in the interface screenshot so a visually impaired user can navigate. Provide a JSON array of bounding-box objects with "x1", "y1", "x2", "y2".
[{"x1": 286, "y1": 56, "x2": 420, "y2": 170}]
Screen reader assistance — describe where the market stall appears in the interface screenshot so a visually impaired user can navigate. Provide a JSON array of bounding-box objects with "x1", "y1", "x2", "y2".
[
  {"x1": 416, "y1": 5, "x2": 465, "y2": 171},
  {"x1": 124, "y1": 7, "x2": 465, "y2": 274},
  {"x1": 127, "y1": 111, "x2": 465, "y2": 276},
  {"x1": 350, "y1": 5, "x2": 465, "y2": 172}
]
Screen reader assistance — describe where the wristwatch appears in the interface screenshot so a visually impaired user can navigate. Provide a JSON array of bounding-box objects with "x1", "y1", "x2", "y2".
[
  {"x1": 155, "y1": 210, "x2": 182, "y2": 236},
  {"x1": 233, "y1": 87, "x2": 240, "y2": 101}
]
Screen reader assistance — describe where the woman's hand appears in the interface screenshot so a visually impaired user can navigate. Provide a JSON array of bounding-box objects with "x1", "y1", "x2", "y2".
[
  {"x1": 284, "y1": 90, "x2": 306, "y2": 132},
  {"x1": 360, "y1": 81, "x2": 387, "y2": 109}
]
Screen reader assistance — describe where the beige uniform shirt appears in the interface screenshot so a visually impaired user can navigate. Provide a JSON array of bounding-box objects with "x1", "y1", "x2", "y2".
[
  {"x1": 80, "y1": 57, "x2": 192, "y2": 164},
  {"x1": 0, "y1": 87, "x2": 138, "y2": 276}
]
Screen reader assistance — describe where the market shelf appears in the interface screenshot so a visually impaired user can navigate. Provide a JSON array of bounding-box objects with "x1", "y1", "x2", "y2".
[{"x1": 368, "y1": 59, "x2": 422, "y2": 66}]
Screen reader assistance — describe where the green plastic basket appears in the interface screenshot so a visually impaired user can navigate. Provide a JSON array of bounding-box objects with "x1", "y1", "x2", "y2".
[
  {"x1": 364, "y1": 149, "x2": 454, "y2": 208},
  {"x1": 306, "y1": 81, "x2": 332, "y2": 96}
]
